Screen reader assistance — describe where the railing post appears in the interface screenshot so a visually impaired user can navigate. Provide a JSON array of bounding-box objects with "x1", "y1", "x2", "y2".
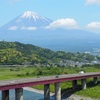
[
  {"x1": 2, "y1": 90, "x2": 9, "y2": 100},
  {"x1": 55, "y1": 82, "x2": 61, "y2": 100},
  {"x1": 93, "y1": 77, "x2": 98, "y2": 84},
  {"x1": 44, "y1": 84, "x2": 50, "y2": 100},
  {"x1": 15, "y1": 88, "x2": 23, "y2": 100},
  {"x1": 81, "y1": 79, "x2": 86, "y2": 89},
  {"x1": 72, "y1": 80, "x2": 77, "y2": 90}
]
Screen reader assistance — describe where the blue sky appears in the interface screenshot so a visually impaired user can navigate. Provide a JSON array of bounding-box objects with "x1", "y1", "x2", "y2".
[{"x1": 1, "y1": 0, "x2": 100, "y2": 33}]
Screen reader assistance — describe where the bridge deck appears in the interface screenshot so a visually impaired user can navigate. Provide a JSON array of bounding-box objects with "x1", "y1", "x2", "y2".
[{"x1": 0, "y1": 72, "x2": 100, "y2": 90}]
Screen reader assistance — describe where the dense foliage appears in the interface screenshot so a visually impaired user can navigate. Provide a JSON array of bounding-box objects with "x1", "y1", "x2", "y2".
[{"x1": 0, "y1": 41, "x2": 95, "y2": 65}]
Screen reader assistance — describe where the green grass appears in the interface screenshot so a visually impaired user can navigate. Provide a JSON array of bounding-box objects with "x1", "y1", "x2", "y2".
[
  {"x1": 0, "y1": 66, "x2": 100, "y2": 99},
  {"x1": 75, "y1": 85, "x2": 100, "y2": 98}
]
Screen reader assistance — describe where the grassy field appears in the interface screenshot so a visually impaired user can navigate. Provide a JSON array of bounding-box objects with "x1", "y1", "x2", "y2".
[{"x1": 0, "y1": 66, "x2": 100, "y2": 98}]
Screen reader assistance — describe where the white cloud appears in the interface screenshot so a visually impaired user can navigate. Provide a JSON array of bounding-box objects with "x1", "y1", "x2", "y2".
[
  {"x1": 86, "y1": 22, "x2": 100, "y2": 33},
  {"x1": 8, "y1": 26, "x2": 37, "y2": 31},
  {"x1": 21, "y1": 26, "x2": 37, "y2": 30},
  {"x1": 85, "y1": 0, "x2": 100, "y2": 5},
  {"x1": 86, "y1": 22, "x2": 100, "y2": 29},
  {"x1": 8, "y1": 26, "x2": 18, "y2": 30},
  {"x1": 46, "y1": 18, "x2": 79, "y2": 30},
  {"x1": 27, "y1": 27, "x2": 37, "y2": 30}
]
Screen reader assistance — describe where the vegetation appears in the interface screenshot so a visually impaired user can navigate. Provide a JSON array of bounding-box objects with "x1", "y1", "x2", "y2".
[
  {"x1": 0, "y1": 41, "x2": 95, "y2": 65},
  {"x1": 0, "y1": 41, "x2": 100, "y2": 99},
  {"x1": 0, "y1": 66, "x2": 100, "y2": 99}
]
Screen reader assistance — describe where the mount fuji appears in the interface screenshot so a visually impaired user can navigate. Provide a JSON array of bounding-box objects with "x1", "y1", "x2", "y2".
[
  {"x1": 1, "y1": 11, "x2": 52, "y2": 31},
  {"x1": 0, "y1": 11, "x2": 100, "y2": 53}
]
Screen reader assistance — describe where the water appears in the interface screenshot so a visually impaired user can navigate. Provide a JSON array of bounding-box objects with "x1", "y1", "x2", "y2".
[
  {"x1": 0, "y1": 90, "x2": 67, "y2": 100},
  {"x1": 0, "y1": 90, "x2": 54, "y2": 100}
]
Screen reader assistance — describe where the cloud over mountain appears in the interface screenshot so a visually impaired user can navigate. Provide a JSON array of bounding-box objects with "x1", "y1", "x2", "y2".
[
  {"x1": 21, "y1": 26, "x2": 37, "y2": 30},
  {"x1": 86, "y1": 22, "x2": 100, "y2": 33},
  {"x1": 3, "y1": 11, "x2": 79, "y2": 31},
  {"x1": 46, "y1": 18, "x2": 79, "y2": 29},
  {"x1": 8, "y1": 26, "x2": 18, "y2": 30},
  {"x1": 86, "y1": 22, "x2": 100, "y2": 29}
]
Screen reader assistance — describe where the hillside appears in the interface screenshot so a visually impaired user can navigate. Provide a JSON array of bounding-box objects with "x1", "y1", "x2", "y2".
[{"x1": 0, "y1": 41, "x2": 95, "y2": 65}]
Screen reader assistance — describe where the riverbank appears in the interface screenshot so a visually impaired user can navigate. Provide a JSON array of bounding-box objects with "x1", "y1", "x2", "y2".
[
  {"x1": 23, "y1": 87, "x2": 99, "y2": 100},
  {"x1": 23, "y1": 87, "x2": 54, "y2": 96}
]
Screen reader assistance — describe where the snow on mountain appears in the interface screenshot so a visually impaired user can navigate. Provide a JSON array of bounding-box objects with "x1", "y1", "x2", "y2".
[
  {"x1": 17, "y1": 11, "x2": 51, "y2": 22},
  {"x1": 1, "y1": 11, "x2": 53, "y2": 30},
  {"x1": 0, "y1": 11, "x2": 100, "y2": 53}
]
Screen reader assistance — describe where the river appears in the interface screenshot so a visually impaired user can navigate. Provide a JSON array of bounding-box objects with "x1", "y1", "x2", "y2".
[{"x1": 0, "y1": 88, "x2": 67, "y2": 100}]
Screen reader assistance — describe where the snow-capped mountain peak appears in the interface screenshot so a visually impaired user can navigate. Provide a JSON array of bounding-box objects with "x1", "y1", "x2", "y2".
[
  {"x1": 17, "y1": 11, "x2": 52, "y2": 23},
  {"x1": 20, "y1": 11, "x2": 40, "y2": 20},
  {"x1": 2, "y1": 11, "x2": 53, "y2": 30}
]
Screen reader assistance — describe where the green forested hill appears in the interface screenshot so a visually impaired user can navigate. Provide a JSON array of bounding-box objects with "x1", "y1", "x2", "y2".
[
  {"x1": 0, "y1": 41, "x2": 95, "y2": 65},
  {"x1": 0, "y1": 41, "x2": 55, "y2": 65}
]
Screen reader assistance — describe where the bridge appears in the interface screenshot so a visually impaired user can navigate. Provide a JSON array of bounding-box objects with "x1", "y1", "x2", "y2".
[{"x1": 0, "y1": 72, "x2": 100, "y2": 100}]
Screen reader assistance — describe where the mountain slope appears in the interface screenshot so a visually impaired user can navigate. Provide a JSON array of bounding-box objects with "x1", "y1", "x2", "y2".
[
  {"x1": 1, "y1": 11, "x2": 52, "y2": 30},
  {"x1": 0, "y1": 41, "x2": 55, "y2": 65},
  {"x1": 0, "y1": 11, "x2": 100, "y2": 53},
  {"x1": 0, "y1": 41, "x2": 95, "y2": 65}
]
